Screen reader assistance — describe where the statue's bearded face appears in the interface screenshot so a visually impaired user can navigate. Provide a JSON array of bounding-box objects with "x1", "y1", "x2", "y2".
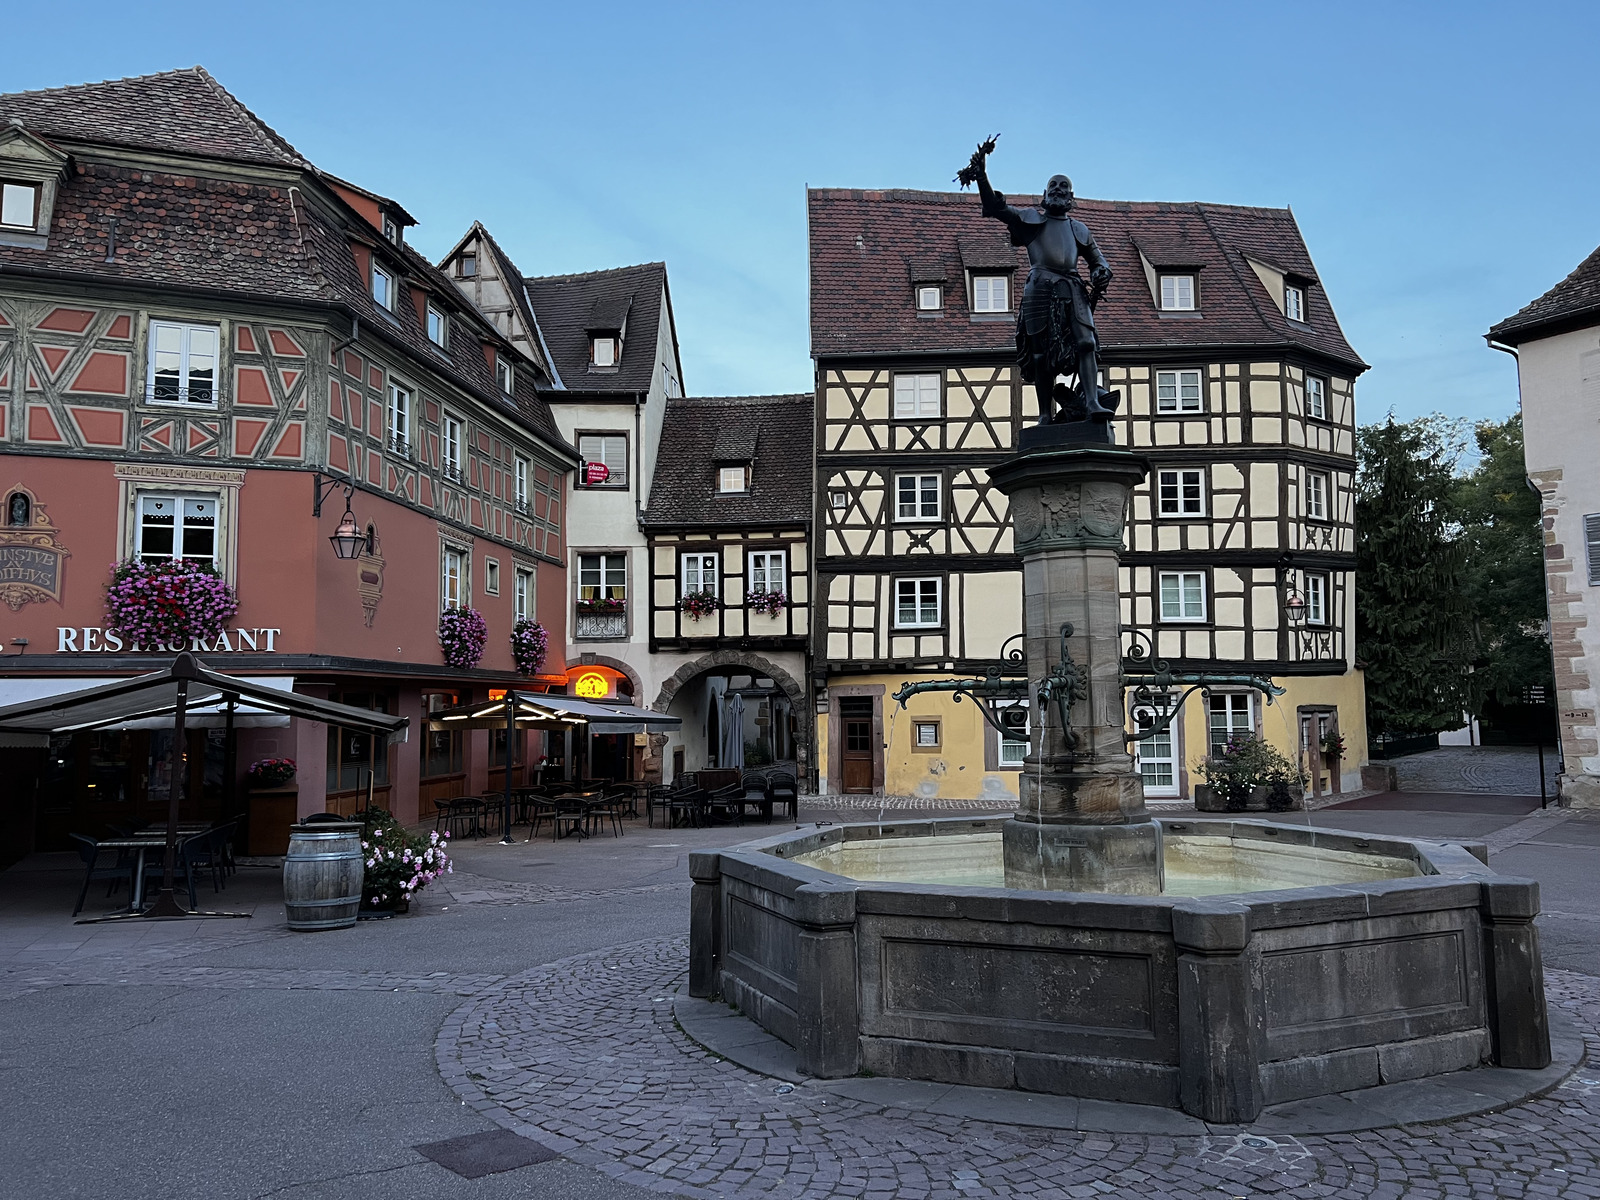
[{"x1": 1043, "y1": 175, "x2": 1075, "y2": 215}]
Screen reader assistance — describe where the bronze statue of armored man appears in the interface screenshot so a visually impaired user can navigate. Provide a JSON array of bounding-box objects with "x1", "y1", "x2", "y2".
[{"x1": 959, "y1": 138, "x2": 1117, "y2": 427}]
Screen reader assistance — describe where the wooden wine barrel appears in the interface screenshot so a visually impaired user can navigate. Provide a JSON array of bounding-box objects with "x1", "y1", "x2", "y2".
[{"x1": 283, "y1": 821, "x2": 364, "y2": 931}]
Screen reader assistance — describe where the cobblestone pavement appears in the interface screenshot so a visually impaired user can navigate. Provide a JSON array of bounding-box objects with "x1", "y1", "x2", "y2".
[
  {"x1": 439, "y1": 937, "x2": 1600, "y2": 1200},
  {"x1": 1393, "y1": 748, "x2": 1550, "y2": 796}
]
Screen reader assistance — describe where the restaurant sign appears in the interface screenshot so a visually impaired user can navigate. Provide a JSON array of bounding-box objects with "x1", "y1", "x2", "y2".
[
  {"x1": 573, "y1": 671, "x2": 610, "y2": 699},
  {"x1": 57, "y1": 627, "x2": 283, "y2": 653}
]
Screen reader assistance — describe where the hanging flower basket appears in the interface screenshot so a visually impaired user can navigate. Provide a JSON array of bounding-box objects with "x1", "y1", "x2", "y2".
[
  {"x1": 438, "y1": 606, "x2": 488, "y2": 669},
  {"x1": 246, "y1": 757, "x2": 297, "y2": 789},
  {"x1": 510, "y1": 619, "x2": 548, "y2": 676},
  {"x1": 576, "y1": 596, "x2": 625, "y2": 615},
  {"x1": 679, "y1": 589, "x2": 719, "y2": 621},
  {"x1": 747, "y1": 589, "x2": 787, "y2": 617},
  {"x1": 104, "y1": 558, "x2": 240, "y2": 650}
]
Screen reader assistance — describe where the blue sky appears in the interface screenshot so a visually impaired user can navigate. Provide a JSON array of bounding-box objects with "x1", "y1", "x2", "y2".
[{"x1": 7, "y1": 1, "x2": 1599, "y2": 424}]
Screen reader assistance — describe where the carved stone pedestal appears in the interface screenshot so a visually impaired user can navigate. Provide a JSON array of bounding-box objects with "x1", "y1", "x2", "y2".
[{"x1": 988, "y1": 442, "x2": 1161, "y2": 895}]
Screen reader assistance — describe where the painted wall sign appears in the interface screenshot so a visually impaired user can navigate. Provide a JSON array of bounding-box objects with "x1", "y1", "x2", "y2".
[
  {"x1": 57, "y1": 627, "x2": 282, "y2": 653},
  {"x1": 0, "y1": 486, "x2": 70, "y2": 611},
  {"x1": 573, "y1": 671, "x2": 609, "y2": 699}
]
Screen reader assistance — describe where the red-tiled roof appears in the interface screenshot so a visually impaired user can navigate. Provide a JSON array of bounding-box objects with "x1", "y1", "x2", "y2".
[
  {"x1": 1489, "y1": 243, "x2": 1600, "y2": 344},
  {"x1": 808, "y1": 188, "x2": 1364, "y2": 371},
  {"x1": 0, "y1": 68, "x2": 305, "y2": 167}
]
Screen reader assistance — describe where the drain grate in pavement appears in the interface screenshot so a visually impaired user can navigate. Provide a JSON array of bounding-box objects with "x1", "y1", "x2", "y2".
[{"x1": 414, "y1": 1129, "x2": 558, "y2": 1179}]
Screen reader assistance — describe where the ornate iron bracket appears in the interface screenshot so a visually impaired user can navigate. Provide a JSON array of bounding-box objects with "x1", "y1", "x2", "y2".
[
  {"x1": 1036, "y1": 623, "x2": 1084, "y2": 750},
  {"x1": 1121, "y1": 627, "x2": 1285, "y2": 744}
]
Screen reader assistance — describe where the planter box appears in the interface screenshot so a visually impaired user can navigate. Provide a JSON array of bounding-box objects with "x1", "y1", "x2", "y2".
[
  {"x1": 1193, "y1": 784, "x2": 1302, "y2": 813},
  {"x1": 247, "y1": 786, "x2": 298, "y2": 855}
]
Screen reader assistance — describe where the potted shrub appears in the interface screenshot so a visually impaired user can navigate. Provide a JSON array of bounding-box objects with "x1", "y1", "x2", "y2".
[
  {"x1": 246, "y1": 757, "x2": 297, "y2": 789},
  {"x1": 438, "y1": 606, "x2": 488, "y2": 669},
  {"x1": 355, "y1": 806, "x2": 452, "y2": 914},
  {"x1": 1194, "y1": 735, "x2": 1305, "y2": 813},
  {"x1": 679, "y1": 590, "x2": 718, "y2": 621},
  {"x1": 104, "y1": 558, "x2": 239, "y2": 650},
  {"x1": 510, "y1": 619, "x2": 548, "y2": 676}
]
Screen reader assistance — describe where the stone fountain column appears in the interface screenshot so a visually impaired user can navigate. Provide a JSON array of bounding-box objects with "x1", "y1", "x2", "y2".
[{"x1": 988, "y1": 434, "x2": 1162, "y2": 894}]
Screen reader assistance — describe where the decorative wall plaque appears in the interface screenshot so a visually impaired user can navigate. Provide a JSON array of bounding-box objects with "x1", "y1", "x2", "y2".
[{"x1": 0, "y1": 484, "x2": 69, "y2": 611}]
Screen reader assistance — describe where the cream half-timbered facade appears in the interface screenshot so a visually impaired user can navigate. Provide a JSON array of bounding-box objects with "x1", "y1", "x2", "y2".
[{"x1": 809, "y1": 188, "x2": 1368, "y2": 801}]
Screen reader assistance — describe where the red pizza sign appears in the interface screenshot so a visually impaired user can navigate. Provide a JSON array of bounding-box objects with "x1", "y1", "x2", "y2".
[{"x1": 584, "y1": 461, "x2": 611, "y2": 486}]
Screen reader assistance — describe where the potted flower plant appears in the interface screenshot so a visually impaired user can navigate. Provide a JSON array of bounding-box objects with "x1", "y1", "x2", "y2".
[
  {"x1": 104, "y1": 558, "x2": 240, "y2": 650},
  {"x1": 679, "y1": 589, "x2": 719, "y2": 621},
  {"x1": 575, "y1": 596, "x2": 625, "y2": 614},
  {"x1": 510, "y1": 619, "x2": 548, "y2": 675},
  {"x1": 246, "y1": 757, "x2": 297, "y2": 789},
  {"x1": 355, "y1": 806, "x2": 452, "y2": 914},
  {"x1": 438, "y1": 606, "x2": 488, "y2": 669},
  {"x1": 1320, "y1": 731, "x2": 1346, "y2": 762},
  {"x1": 747, "y1": 589, "x2": 787, "y2": 617},
  {"x1": 1194, "y1": 735, "x2": 1305, "y2": 813}
]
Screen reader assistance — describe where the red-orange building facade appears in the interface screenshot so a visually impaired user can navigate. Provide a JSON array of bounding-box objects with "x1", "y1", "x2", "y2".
[{"x1": 0, "y1": 70, "x2": 579, "y2": 853}]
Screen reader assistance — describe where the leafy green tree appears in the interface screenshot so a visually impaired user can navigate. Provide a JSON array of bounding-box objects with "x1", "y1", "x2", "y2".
[
  {"x1": 1355, "y1": 416, "x2": 1475, "y2": 736},
  {"x1": 1452, "y1": 413, "x2": 1553, "y2": 710}
]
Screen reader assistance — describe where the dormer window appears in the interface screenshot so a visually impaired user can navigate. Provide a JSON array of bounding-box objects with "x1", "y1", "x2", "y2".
[
  {"x1": 719, "y1": 466, "x2": 749, "y2": 494},
  {"x1": 1284, "y1": 284, "x2": 1305, "y2": 322},
  {"x1": 383, "y1": 215, "x2": 400, "y2": 244},
  {"x1": 372, "y1": 264, "x2": 394, "y2": 311},
  {"x1": 916, "y1": 285, "x2": 942, "y2": 311},
  {"x1": 1159, "y1": 274, "x2": 1196, "y2": 311},
  {"x1": 592, "y1": 336, "x2": 618, "y2": 367},
  {"x1": 496, "y1": 357, "x2": 514, "y2": 394},
  {"x1": 459, "y1": 253, "x2": 477, "y2": 278},
  {"x1": 1, "y1": 182, "x2": 38, "y2": 230},
  {"x1": 426, "y1": 304, "x2": 446, "y2": 347},
  {"x1": 972, "y1": 275, "x2": 1010, "y2": 312}
]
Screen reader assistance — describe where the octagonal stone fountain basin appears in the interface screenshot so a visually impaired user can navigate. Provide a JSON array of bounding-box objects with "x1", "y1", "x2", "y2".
[{"x1": 687, "y1": 816, "x2": 1554, "y2": 1124}]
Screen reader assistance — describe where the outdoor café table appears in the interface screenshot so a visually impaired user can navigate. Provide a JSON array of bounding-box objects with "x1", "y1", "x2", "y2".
[{"x1": 92, "y1": 827, "x2": 209, "y2": 913}]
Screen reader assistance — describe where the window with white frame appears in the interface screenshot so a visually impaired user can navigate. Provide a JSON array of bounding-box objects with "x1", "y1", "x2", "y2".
[
  {"x1": 387, "y1": 383, "x2": 412, "y2": 455},
  {"x1": 1305, "y1": 573, "x2": 1328, "y2": 625},
  {"x1": 514, "y1": 455, "x2": 530, "y2": 511},
  {"x1": 591, "y1": 336, "x2": 617, "y2": 367},
  {"x1": 894, "y1": 577, "x2": 942, "y2": 628},
  {"x1": 1159, "y1": 274, "x2": 1196, "y2": 310},
  {"x1": 1133, "y1": 707, "x2": 1176, "y2": 795},
  {"x1": 1, "y1": 182, "x2": 39, "y2": 229},
  {"x1": 372, "y1": 263, "x2": 394, "y2": 310},
  {"x1": 1159, "y1": 571, "x2": 1206, "y2": 622},
  {"x1": 914, "y1": 721, "x2": 941, "y2": 748},
  {"x1": 681, "y1": 552, "x2": 718, "y2": 597},
  {"x1": 383, "y1": 215, "x2": 400, "y2": 244},
  {"x1": 916, "y1": 285, "x2": 942, "y2": 311},
  {"x1": 484, "y1": 558, "x2": 500, "y2": 595},
  {"x1": 896, "y1": 474, "x2": 941, "y2": 521},
  {"x1": 577, "y1": 433, "x2": 627, "y2": 488},
  {"x1": 426, "y1": 304, "x2": 446, "y2": 347},
  {"x1": 718, "y1": 466, "x2": 749, "y2": 493},
  {"x1": 998, "y1": 702, "x2": 1029, "y2": 766},
  {"x1": 578, "y1": 552, "x2": 626, "y2": 600},
  {"x1": 748, "y1": 549, "x2": 786, "y2": 594},
  {"x1": 441, "y1": 414, "x2": 463, "y2": 479},
  {"x1": 1155, "y1": 369, "x2": 1203, "y2": 413},
  {"x1": 1304, "y1": 470, "x2": 1329, "y2": 521},
  {"x1": 1284, "y1": 284, "x2": 1305, "y2": 322},
  {"x1": 496, "y1": 357, "x2": 514, "y2": 394},
  {"x1": 1157, "y1": 468, "x2": 1205, "y2": 517},
  {"x1": 1305, "y1": 375, "x2": 1327, "y2": 421},
  {"x1": 136, "y1": 494, "x2": 217, "y2": 564},
  {"x1": 1208, "y1": 693, "x2": 1255, "y2": 754},
  {"x1": 972, "y1": 274, "x2": 1009, "y2": 312},
  {"x1": 147, "y1": 321, "x2": 219, "y2": 406},
  {"x1": 441, "y1": 546, "x2": 466, "y2": 609},
  {"x1": 893, "y1": 373, "x2": 941, "y2": 420},
  {"x1": 514, "y1": 567, "x2": 535, "y2": 621}
]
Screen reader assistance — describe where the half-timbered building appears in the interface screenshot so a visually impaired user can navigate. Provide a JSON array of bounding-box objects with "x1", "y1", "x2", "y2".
[
  {"x1": 809, "y1": 187, "x2": 1368, "y2": 802},
  {"x1": 0, "y1": 70, "x2": 578, "y2": 854},
  {"x1": 640, "y1": 393, "x2": 813, "y2": 780}
]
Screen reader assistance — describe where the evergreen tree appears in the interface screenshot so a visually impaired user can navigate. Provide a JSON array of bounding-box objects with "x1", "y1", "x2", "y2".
[
  {"x1": 1452, "y1": 413, "x2": 1553, "y2": 709},
  {"x1": 1354, "y1": 416, "x2": 1474, "y2": 737}
]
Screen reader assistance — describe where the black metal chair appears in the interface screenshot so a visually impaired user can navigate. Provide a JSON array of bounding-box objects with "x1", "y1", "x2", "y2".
[
  {"x1": 739, "y1": 771, "x2": 773, "y2": 823},
  {"x1": 69, "y1": 834, "x2": 131, "y2": 917},
  {"x1": 767, "y1": 771, "x2": 799, "y2": 821},
  {"x1": 704, "y1": 783, "x2": 745, "y2": 826}
]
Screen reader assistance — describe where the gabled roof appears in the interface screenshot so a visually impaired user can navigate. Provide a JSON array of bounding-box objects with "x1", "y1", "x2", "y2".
[
  {"x1": 523, "y1": 261, "x2": 673, "y2": 395},
  {"x1": 808, "y1": 188, "x2": 1364, "y2": 371},
  {"x1": 1489, "y1": 243, "x2": 1600, "y2": 345},
  {"x1": 438, "y1": 222, "x2": 559, "y2": 385},
  {"x1": 643, "y1": 394, "x2": 814, "y2": 529},
  {"x1": 0, "y1": 67, "x2": 306, "y2": 167}
]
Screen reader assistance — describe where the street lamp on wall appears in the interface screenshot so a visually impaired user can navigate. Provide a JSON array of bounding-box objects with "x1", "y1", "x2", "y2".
[
  {"x1": 1283, "y1": 589, "x2": 1307, "y2": 627},
  {"x1": 314, "y1": 473, "x2": 375, "y2": 560}
]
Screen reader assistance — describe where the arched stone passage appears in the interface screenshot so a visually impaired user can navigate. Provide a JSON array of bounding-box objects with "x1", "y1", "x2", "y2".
[{"x1": 653, "y1": 649, "x2": 806, "y2": 716}]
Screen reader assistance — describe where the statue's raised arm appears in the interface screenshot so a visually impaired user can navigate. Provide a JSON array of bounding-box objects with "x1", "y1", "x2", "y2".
[{"x1": 957, "y1": 137, "x2": 1029, "y2": 242}]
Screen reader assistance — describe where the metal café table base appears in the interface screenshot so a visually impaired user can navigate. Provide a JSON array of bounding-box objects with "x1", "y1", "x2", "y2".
[{"x1": 74, "y1": 832, "x2": 250, "y2": 924}]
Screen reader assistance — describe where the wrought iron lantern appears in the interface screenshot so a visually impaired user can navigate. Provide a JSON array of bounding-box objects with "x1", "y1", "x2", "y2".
[
  {"x1": 329, "y1": 501, "x2": 370, "y2": 559},
  {"x1": 1283, "y1": 589, "x2": 1307, "y2": 626}
]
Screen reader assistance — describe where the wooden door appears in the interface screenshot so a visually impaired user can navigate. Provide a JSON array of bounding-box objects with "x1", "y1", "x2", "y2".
[{"x1": 840, "y1": 698, "x2": 874, "y2": 794}]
